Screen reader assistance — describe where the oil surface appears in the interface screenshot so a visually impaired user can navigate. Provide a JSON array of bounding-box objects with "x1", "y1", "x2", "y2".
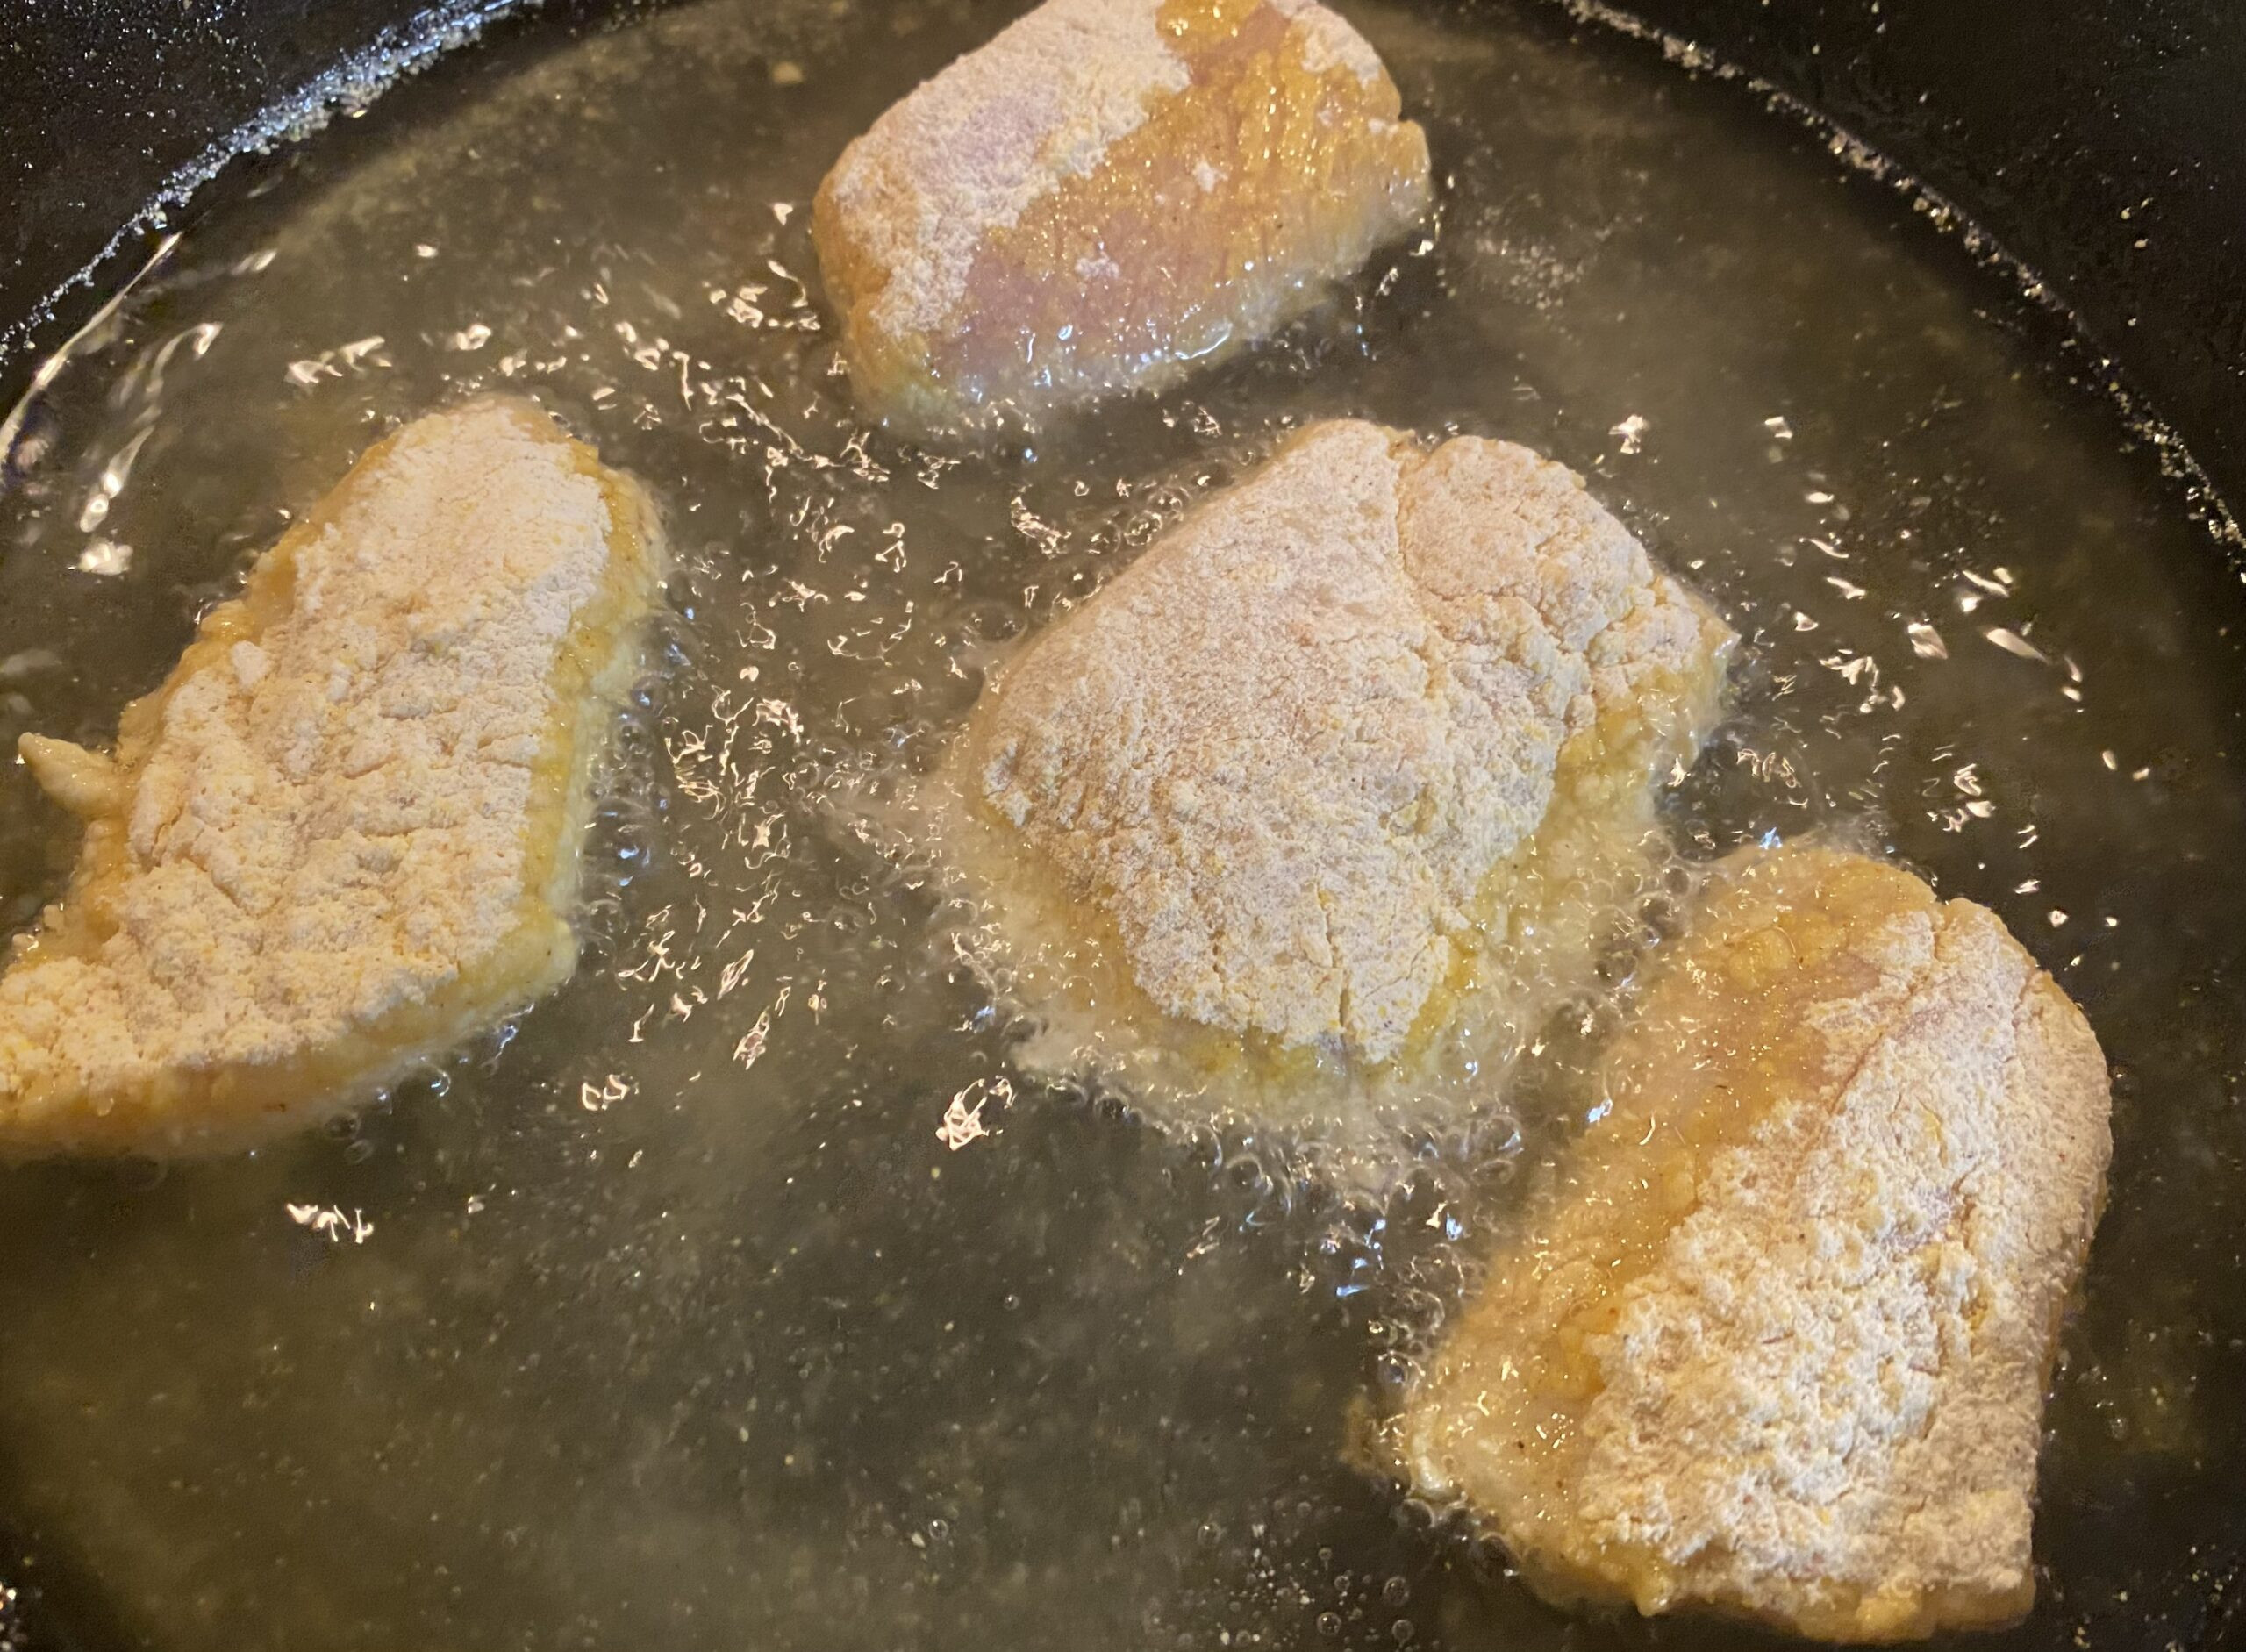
[{"x1": 1, "y1": 1, "x2": 2242, "y2": 1648}]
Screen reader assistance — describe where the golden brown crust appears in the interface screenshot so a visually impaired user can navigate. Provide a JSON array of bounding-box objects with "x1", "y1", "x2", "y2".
[
  {"x1": 1398, "y1": 845, "x2": 2114, "y2": 1641},
  {"x1": 0, "y1": 399, "x2": 663, "y2": 1156},
  {"x1": 812, "y1": 0, "x2": 1432, "y2": 429},
  {"x1": 937, "y1": 421, "x2": 1730, "y2": 1144}
]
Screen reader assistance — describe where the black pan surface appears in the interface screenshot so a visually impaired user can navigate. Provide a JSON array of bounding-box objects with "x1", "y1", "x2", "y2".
[{"x1": 0, "y1": 4, "x2": 2242, "y2": 1650}]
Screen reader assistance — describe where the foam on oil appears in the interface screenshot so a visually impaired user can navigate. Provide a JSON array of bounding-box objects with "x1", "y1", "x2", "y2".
[{"x1": 0, "y1": 1, "x2": 2241, "y2": 1648}]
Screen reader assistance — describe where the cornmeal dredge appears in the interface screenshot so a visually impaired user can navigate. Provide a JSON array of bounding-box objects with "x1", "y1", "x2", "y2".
[
  {"x1": 1397, "y1": 844, "x2": 2113, "y2": 1641},
  {"x1": 943, "y1": 420, "x2": 1732, "y2": 1134},
  {"x1": 812, "y1": 0, "x2": 1432, "y2": 430},
  {"x1": 0, "y1": 397, "x2": 663, "y2": 1156}
]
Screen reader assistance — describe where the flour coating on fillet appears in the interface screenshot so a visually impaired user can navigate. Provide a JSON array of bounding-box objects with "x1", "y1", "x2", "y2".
[
  {"x1": 0, "y1": 397, "x2": 661, "y2": 1154},
  {"x1": 822, "y1": 0, "x2": 1185, "y2": 338},
  {"x1": 1398, "y1": 846, "x2": 2113, "y2": 1641},
  {"x1": 965, "y1": 419, "x2": 1731, "y2": 1064},
  {"x1": 1271, "y1": 0, "x2": 1384, "y2": 80},
  {"x1": 812, "y1": 0, "x2": 1433, "y2": 427}
]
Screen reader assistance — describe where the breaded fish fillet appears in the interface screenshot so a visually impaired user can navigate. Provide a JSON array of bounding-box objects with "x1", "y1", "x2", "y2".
[
  {"x1": 0, "y1": 398, "x2": 663, "y2": 1155},
  {"x1": 812, "y1": 0, "x2": 1432, "y2": 430},
  {"x1": 947, "y1": 420, "x2": 1731, "y2": 1113},
  {"x1": 1397, "y1": 845, "x2": 2113, "y2": 1641}
]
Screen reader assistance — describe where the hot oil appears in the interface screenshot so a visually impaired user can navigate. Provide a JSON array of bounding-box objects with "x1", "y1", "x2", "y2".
[{"x1": 0, "y1": 0, "x2": 2241, "y2": 1648}]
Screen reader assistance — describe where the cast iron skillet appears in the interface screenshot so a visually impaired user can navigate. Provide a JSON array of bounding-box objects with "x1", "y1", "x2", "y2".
[
  {"x1": 0, "y1": 3, "x2": 2242, "y2": 1648},
  {"x1": 6, "y1": 0, "x2": 2242, "y2": 512}
]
